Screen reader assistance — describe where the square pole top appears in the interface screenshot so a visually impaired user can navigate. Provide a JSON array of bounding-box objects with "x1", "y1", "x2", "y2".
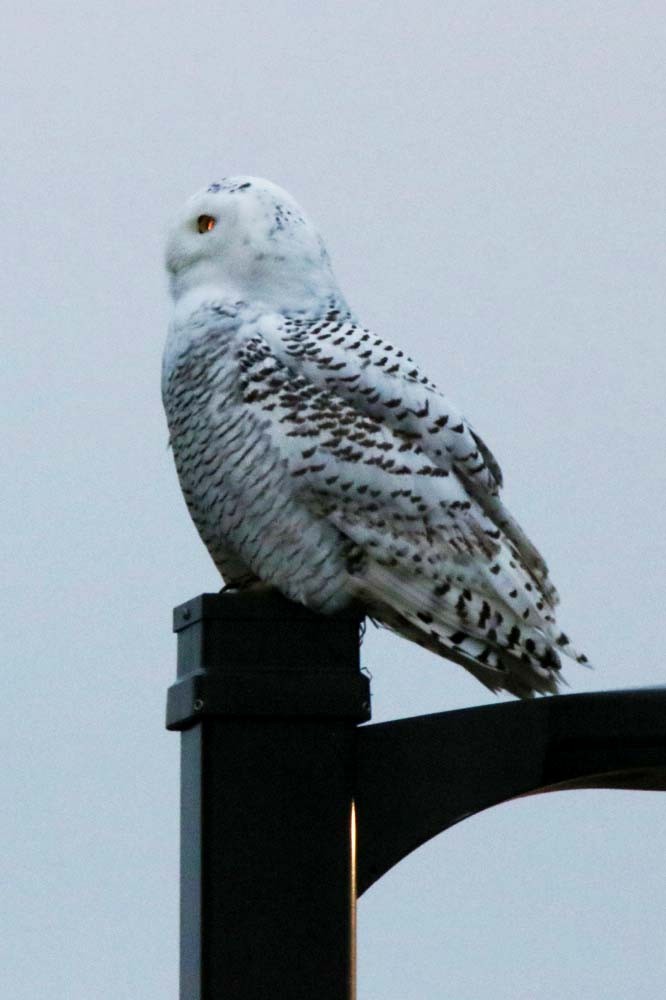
[{"x1": 167, "y1": 591, "x2": 370, "y2": 729}]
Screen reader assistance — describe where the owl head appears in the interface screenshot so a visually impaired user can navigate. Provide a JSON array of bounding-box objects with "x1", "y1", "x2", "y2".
[{"x1": 165, "y1": 177, "x2": 341, "y2": 313}]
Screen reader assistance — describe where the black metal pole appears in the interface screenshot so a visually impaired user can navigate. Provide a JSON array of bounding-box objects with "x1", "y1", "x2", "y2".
[
  {"x1": 166, "y1": 592, "x2": 370, "y2": 1000},
  {"x1": 167, "y1": 593, "x2": 666, "y2": 998}
]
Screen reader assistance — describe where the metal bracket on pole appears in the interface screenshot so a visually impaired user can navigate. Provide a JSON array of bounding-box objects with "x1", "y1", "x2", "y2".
[{"x1": 167, "y1": 592, "x2": 666, "y2": 999}]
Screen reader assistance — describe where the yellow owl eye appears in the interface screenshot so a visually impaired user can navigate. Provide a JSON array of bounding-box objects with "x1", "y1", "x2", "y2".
[{"x1": 197, "y1": 215, "x2": 216, "y2": 233}]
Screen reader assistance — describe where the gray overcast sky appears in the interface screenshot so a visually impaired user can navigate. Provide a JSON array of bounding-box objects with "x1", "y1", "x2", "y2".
[{"x1": 4, "y1": 2, "x2": 666, "y2": 997}]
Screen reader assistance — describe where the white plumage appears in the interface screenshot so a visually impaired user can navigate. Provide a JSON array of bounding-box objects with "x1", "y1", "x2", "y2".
[{"x1": 163, "y1": 176, "x2": 587, "y2": 697}]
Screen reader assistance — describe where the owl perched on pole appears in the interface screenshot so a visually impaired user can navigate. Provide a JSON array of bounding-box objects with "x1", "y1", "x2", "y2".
[{"x1": 163, "y1": 177, "x2": 587, "y2": 698}]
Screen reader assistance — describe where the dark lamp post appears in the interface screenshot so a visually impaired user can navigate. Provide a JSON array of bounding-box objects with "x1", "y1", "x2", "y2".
[{"x1": 167, "y1": 591, "x2": 666, "y2": 999}]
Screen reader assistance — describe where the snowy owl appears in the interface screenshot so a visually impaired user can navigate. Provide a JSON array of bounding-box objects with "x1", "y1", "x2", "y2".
[{"x1": 163, "y1": 177, "x2": 587, "y2": 698}]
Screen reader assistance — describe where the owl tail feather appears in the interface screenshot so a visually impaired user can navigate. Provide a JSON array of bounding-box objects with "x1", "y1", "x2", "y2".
[{"x1": 354, "y1": 560, "x2": 563, "y2": 699}]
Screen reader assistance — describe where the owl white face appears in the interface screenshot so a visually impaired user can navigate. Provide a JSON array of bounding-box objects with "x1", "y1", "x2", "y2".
[{"x1": 165, "y1": 177, "x2": 337, "y2": 311}]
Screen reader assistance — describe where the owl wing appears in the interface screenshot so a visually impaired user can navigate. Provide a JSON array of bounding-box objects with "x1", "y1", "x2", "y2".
[
  {"x1": 257, "y1": 312, "x2": 553, "y2": 598},
  {"x1": 236, "y1": 333, "x2": 583, "y2": 696}
]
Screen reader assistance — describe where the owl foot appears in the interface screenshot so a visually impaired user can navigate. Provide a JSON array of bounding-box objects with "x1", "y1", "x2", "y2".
[{"x1": 220, "y1": 576, "x2": 275, "y2": 595}]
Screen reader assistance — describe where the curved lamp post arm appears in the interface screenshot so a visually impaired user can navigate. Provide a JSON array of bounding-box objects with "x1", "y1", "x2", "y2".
[{"x1": 355, "y1": 688, "x2": 666, "y2": 895}]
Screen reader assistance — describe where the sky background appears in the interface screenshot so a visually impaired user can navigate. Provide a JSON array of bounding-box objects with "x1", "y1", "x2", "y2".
[{"x1": 4, "y1": 2, "x2": 666, "y2": 997}]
